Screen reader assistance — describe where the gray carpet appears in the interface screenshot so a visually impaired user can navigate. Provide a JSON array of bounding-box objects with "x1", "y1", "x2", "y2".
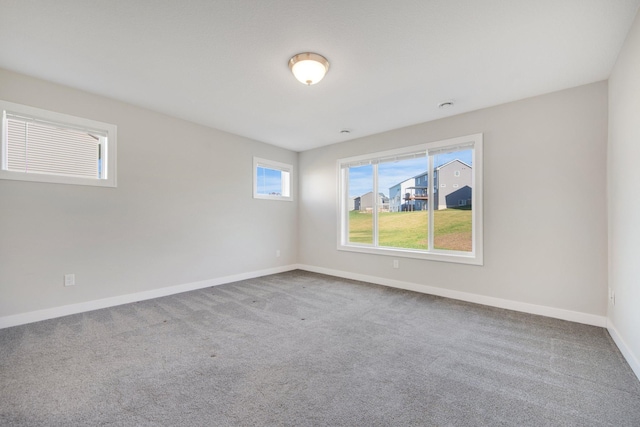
[{"x1": 1, "y1": 270, "x2": 639, "y2": 426}]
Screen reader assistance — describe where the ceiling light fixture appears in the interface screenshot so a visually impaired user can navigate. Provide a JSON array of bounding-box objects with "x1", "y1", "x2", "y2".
[{"x1": 289, "y1": 52, "x2": 330, "y2": 85}]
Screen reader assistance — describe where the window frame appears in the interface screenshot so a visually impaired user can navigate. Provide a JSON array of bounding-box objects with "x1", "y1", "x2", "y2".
[
  {"x1": 0, "y1": 100, "x2": 117, "y2": 188},
  {"x1": 253, "y1": 157, "x2": 293, "y2": 201},
  {"x1": 337, "y1": 133, "x2": 483, "y2": 265}
]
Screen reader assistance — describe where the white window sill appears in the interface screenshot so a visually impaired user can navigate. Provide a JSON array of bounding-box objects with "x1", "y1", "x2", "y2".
[{"x1": 337, "y1": 243, "x2": 483, "y2": 265}]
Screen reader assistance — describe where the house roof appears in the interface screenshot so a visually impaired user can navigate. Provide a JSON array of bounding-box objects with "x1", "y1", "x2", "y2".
[
  {"x1": 1, "y1": 1, "x2": 638, "y2": 152},
  {"x1": 435, "y1": 159, "x2": 472, "y2": 170},
  {"x1": 389, "y1": 158, "x2": 471, "y2": 189},
  {"x1": 389, "y1": 171, "x2": 428, "y2": 190},
  {"x1": 357, "y1": 191, "x2": 389, "y2": 198}
]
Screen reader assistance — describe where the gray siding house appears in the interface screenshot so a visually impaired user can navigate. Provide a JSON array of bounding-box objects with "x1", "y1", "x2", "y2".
[
  {"x1": 388, "y1": 159, "x2": 472, "y2": 211},
  {"x1": 356, "y1": 192, "x2": 389, "y2": 212},
  {"x1": 434, "y1": 160, "x2": 472, "y2": 209}
]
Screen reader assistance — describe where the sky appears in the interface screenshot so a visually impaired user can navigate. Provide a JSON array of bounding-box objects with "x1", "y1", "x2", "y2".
[
  {"x1": 256, "y1": 166, "x2": 283, "y2": 195},
  {"x1": 348, "y1": 150, "x2": 472, "y2": 198}
]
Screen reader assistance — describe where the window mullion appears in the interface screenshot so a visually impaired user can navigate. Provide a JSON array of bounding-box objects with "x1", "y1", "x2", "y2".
[
  {"x1": 373, "y1": 163, "x2": 379, "y2": 247},
  {"x1": 343, "y1": 167, "x2": 350, "y2": 246},
  {"x1": 428, "y1": 154, "x2": 434, "y2": 251},
  {"x1": 471, "y1": 146, "x2": 476, "y2": 254}
]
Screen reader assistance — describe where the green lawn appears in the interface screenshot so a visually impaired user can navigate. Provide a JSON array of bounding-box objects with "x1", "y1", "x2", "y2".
[{"x1": 349, "y1": 209, "x2": 472, "y2": 251}]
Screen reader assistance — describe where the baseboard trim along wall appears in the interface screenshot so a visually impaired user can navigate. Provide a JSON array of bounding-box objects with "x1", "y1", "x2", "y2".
[
  {"x1": 1, "y1": 263, "x2": 608, "y2": 331},
  {"x1": 0, "y1": 265, "x2": 298, "y2": 329},
  {"x1": 296, "y1": 264, "x2": 608, "y2": 328},
  {"x1": 607, "y1": 321, "x2": 640, "y2": 382},
  {"x1": 4, "y1": 263, "x2": 633, "y2": 380}
]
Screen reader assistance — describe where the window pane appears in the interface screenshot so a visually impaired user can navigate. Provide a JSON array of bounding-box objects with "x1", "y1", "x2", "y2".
[
  {"x1": 432, "y1": 149, "x2": 473, "y2": 252},
  {"x1": 256, "y1": 166, "x2": 284, "y2": 196},
  {"x1": 253, "y1": 158, "x2": 292, "y2": 201},
  {"x1": 378, "y1": 156, "x2": 428, "y2": 249},
  {"x1": 348, "y1": 164, "x2": 373, "y2": 244}
]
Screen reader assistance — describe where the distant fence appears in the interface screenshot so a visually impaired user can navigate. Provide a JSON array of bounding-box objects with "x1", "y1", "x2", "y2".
[{"x1": 360, "y1": 203, "x2": 389, "y2": 213}]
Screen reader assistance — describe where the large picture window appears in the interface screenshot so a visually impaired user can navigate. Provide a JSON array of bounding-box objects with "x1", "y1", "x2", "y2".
[
  {"x1": 0, "y1": 100, "x2": 117, "y2": 187},
  {"x1": 338, "y1": 134, "x2": 483, "y2": 265}
]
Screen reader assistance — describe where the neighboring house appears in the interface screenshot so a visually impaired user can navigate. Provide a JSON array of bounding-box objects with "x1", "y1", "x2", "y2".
[
  {"x1": 357, "y1": 192, "x2": 389, "y2": 212},
  {"x1": 388, "y1": 159, "x2": 472, "y2": 211},
  {"x1": 389, "y1": 172, "x2": 429, "y2": 212},
  {"x1": 389, "y1": 177, "x2": 414, "y2": 212},
  {"x1": 409, "y1": 172, "x2": 429, "y2": 211},
  {"x1": 354, "y1": 196, "x2": 361, "y2": 211},
  {"x1": 435, "y1": 160, "x2": 472, "y2": 209},
  {"x1": 348, "y1": 197, "x2": 356, "y2": 211},
  {"x1": 381, "y1": 193, "x2": 390, "y2": 211}
]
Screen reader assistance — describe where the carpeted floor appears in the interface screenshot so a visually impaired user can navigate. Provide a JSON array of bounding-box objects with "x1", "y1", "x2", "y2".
[{"x1": 1, "y1": 270, "x2": 639, "y2": 426}]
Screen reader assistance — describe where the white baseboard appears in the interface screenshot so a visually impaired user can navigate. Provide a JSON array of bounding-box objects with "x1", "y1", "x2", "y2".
[
  {"x1": 5, "y1": 264, "x2": 632, "y2": 378},
  {"x1": 607, "y1": 321, "x2": 640, "y2": 381},
  {"x1": 0, "y1": 265, "x2": 298, "y2": 329},
  {"x1": 1, "y1": 263, "x2": 608, "y2": 331},
  {"x1": 295, "y1": 264, "x2": 607, "y2": 328}
]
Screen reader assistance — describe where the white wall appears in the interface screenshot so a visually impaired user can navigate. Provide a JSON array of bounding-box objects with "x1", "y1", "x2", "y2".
[
  {"x1": 608, "y1": 10, "x2": 640, "y2": 378},
  {"x1": 299, "y1": 82, "x2": 608, "y2": 324},
  {"x1": 0, "y1": 68, "x2": 297, "y2": 320}
]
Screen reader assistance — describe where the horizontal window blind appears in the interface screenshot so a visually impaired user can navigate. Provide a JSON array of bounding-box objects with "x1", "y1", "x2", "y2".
[
  {"x1": 427, "y1": 142, "x2": 474, "y2": 156},
  {"x1": 6, "y1": 116, "x2": 100, "y2": 178},
  {"x1": 6, "y1": 113, "x2": 108, "y2": 137},
  {"x1": 341, "y1": 151, "x2": 426, "y2": 169}
]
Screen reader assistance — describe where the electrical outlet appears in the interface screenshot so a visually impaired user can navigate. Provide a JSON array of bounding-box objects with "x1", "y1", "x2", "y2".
[
  {"x1": 276, "y1": 249, "x2": 281, "y2": 257},
  {"x1": 64, "y1": 274, "x2": 75, "y2": 287},
  {"x1": 393, "y1": 259, "x2": 399, "y2": 269}
]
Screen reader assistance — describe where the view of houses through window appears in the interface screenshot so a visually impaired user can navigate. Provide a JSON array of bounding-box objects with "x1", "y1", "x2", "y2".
[{"x1": 341, "y1": 135, "x2": 480, "y2": 261}]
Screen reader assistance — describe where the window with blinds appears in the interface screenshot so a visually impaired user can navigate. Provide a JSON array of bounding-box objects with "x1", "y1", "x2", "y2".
[{"x1": 1, "y1": 100, "x2": 117, "y2": 187}]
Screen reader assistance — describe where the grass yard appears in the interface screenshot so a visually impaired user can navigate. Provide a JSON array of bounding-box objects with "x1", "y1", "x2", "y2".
[{"x1": 349, "y1": 209, "x2": 472, "y2": 251}]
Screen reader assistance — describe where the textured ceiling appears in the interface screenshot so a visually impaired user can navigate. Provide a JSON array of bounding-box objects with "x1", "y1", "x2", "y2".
[{"x1": 1, "y1": 0, "x2": 639, "y2": 151}]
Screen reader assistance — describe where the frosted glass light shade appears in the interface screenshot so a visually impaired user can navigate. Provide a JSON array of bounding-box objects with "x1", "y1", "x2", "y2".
[{"x1": 289, "y1": 53, "x2": 329, "y2": 85}]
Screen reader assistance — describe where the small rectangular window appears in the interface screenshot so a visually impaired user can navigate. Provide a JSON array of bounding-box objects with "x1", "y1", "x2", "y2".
[
  {"x1": 0, "y1": 100, "x2": 116, "y2": 187},
  {"x1": 253, "y1": 157, "x2": 293, "y2": 201}
]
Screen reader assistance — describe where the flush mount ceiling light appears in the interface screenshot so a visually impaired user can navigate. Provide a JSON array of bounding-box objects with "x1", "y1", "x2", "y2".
[{"x1": 289, "y1": 52, "x2": 330, "y2": 85}]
